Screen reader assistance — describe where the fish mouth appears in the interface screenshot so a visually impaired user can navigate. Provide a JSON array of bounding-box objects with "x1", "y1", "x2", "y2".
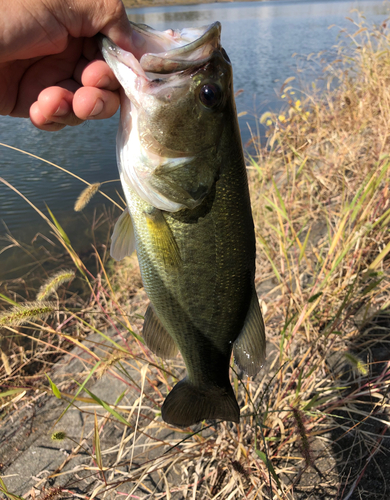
[{"x1": 99, "y1": 21, "x2": 221, "y2": 85}]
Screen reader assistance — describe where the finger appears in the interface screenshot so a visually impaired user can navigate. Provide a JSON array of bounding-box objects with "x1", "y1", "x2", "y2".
[
  {"x1": 83, "y1": 0, "x2": 134, "y2": 52},
  {"x1": 31, "y1": 85, "x2": 84, "y2": 128},
  {"x1": 56, "y1": 0, "x2": 133, "y2": 52},
  {"x1": 29, "y1": 79, "x2": 119, "y2": 130},
  {"x1": 82, "y1": 36, "x2": 104, "y2": 62},
  {"x1": 29, "y1": 102, "x2": 67, "y2": 131},
  {"x1": 76, "y1": 59, "x2": 120, "y2": 90},
  {"x1": 10, "y1": 38, "x2": 84, "y2": 118},
  {"x1": 73, "y1": 86, "x2": 120, "y2": 120}
]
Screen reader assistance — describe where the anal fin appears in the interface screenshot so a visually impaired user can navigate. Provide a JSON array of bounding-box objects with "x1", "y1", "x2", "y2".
[
  {"x1": 143, "y1": 304, "x2": 178, "y2": 359},
  {"x1": 233, "y1": 290, "x2": 266, "y2": 377},
  {"x1": 110, "y1": 208, "x2": 136, "y2": 261}
]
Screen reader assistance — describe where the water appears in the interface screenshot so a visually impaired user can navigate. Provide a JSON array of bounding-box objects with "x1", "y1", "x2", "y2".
[{"x1": 0, "y1": 0, "x2": 388, "y2": 279}]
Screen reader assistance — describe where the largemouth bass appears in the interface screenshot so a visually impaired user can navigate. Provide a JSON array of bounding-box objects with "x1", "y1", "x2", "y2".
[{"x1": 100, "y1": 22, "x2": 266, "y2": 427}]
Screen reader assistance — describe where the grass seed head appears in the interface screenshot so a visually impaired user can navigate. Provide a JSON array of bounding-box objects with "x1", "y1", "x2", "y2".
[
  {"x1": 0, "y1": 301, "x2": 56, "y2": 327},
  {"x1": 51, "y1": 431, "x2": 67, "y2": 441},
  {"x1": 74, "y1": 183, "x2": 101, "y2": 212},
  {"x1": 36, "y1": 269, "x2": 75, "y2": 300}
]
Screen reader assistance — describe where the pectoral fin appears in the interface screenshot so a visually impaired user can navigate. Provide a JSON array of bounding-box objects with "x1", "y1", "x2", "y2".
[
  {"x1": 143, "y1": 304, "x2": 178, "y2": 359},
  {"x1": 144, "y1": 208, "x2": 182, "y2": 269},
  {"x1": 110, "y1": 208, "x2": 136, "y2": 261},
  {"x1": 233, "y1": 290, "x2": 266, "y2": 377}
]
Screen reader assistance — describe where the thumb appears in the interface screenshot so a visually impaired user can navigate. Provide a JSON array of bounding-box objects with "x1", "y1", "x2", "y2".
[{"x1": 57, "y1": 0, "x2": 133, "y2": 51}]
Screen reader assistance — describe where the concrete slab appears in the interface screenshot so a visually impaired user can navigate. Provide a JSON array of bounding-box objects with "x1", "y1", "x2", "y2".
[{"x1": 1, "y1": 330, "x2": 185, "y2": 499}]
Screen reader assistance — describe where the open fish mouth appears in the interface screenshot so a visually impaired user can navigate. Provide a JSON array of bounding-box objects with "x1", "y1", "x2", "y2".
[{"x1": 100, "y1": 22, "x2": 221, "y2": 84}]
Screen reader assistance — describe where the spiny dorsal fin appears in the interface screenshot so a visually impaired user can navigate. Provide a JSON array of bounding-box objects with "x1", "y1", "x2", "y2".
[
  {"x1": 110, "y1": 208, "x2": 136, "y2": 261},
  {"x1": 144, "y1": 208, "x2": 181, "y2": 269},
  {"x1": 233, "y1": 290, "x2": 266, "y2": 377},
  {"x1": 143, "y1": 304, "x2": 178, "y2": 359}
]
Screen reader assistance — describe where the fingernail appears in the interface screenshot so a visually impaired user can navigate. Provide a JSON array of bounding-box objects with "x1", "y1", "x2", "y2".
[
  {"x1": 53, "y1": 100, "x2": 70, "y2": 117},
  {"x1": 89, "y1": 99, "x2": 104, "y2": 117},
  {"x1": 96, "y1": 75, "x2": 111, "y2": 88}
]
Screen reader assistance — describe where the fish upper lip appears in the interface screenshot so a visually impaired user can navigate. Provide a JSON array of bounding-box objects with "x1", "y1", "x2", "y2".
[{"x1": 140, "y1": 22, "x2": 221, "y2": 74}]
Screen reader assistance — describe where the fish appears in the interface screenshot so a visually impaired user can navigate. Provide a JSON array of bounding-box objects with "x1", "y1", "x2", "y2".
[{"x1": 100, "y1": 21, "x2": 266, "y2": 427}]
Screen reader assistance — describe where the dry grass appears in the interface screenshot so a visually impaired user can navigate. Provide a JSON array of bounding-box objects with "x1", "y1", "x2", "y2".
[{"x1": 1, "y1": 14, "x2": 390, "y2": 500}]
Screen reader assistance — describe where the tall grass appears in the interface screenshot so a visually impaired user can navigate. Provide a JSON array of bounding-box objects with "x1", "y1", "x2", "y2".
[{"x1": 1, "y1": 14, "x2": 390, "y2": 500}]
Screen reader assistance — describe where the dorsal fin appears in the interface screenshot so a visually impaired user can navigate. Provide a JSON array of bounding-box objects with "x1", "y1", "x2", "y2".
[{"x1": 143, "y1": 304, "x2": 178, "y2": 359}]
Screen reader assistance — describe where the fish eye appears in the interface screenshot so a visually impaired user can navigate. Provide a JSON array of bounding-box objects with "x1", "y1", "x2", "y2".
[{"x1": 198, "y1": 84, "x2": 222, "y2": 109}]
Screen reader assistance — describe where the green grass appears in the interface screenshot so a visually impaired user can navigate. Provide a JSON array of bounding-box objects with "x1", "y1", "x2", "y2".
[{"x1": 1, "y1": 13, "x2": 390, "y2": 500}]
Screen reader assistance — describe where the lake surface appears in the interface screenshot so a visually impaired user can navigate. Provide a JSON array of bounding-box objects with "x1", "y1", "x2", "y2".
[{"x1": 0, "y1": 0, "x2": 388, "y2": 279}]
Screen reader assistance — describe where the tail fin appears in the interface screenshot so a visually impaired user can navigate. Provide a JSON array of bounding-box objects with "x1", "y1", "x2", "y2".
[{"x1": 161, "y1": 379, "x2": 240, "y2": 427}]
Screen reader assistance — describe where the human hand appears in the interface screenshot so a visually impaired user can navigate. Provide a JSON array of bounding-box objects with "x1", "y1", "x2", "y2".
[{"x1": 0, "y1": 0, "x2": 132, "y2": 131}]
